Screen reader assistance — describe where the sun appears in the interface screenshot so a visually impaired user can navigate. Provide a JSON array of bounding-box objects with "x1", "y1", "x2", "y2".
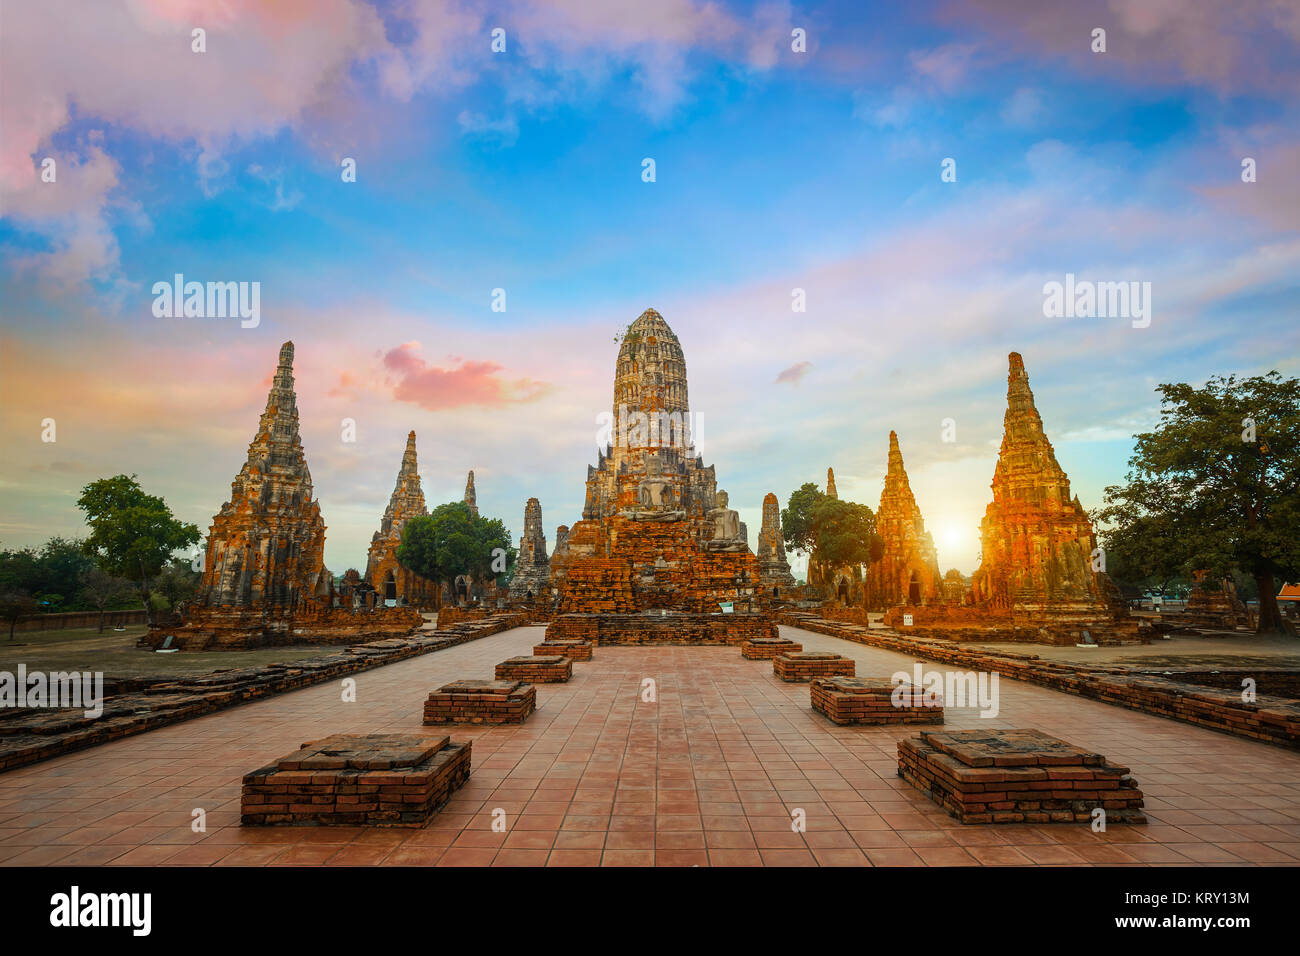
[{"x1": 936, "y1": 520, "x2": 968, "y2": 556}]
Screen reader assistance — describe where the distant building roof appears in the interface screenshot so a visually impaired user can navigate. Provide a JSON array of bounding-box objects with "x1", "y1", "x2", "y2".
[{"x1": 1278, "y1": 582, "x2": 1300, "y2": 600}]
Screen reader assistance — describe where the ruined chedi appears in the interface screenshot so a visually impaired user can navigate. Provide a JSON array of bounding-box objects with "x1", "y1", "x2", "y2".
[
  {"x1": 551, "y1": 308, "x2": 763, "y2": 612},
  {"x1": 463, "y1": 471, "x2": 478, "y2": 516},
  {"x1": 194, "y1": 341, "x2": 328, "y2": 612},
  {"x1": 756, "y1": 492, "x2": 796, "y2": 595},
  {"x1": 365, "y1": 431, "x2": 437, "y2": 606},
  {"x1": 969, "y1": 352, "x2": 1123, "y2": 628},
  {"x1": 865, "y1": 431, "x2": 941, "y2": 608},
  {"x1": 166, "y1": 342, "x2": 420, "y2": 647},
  {"x1": 508, "y1": 497, "x2": 551, "y2": 602}
]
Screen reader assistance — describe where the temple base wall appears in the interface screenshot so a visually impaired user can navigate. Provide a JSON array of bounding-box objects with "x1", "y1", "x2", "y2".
[{"x1": 545, "y1": 612, "x2": 776, "y2": 645}]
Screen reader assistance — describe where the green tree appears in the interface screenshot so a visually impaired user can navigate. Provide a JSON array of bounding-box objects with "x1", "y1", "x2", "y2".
[
  {"x1": 0, "y1": 546, "x2": 43, "y2": 597},
  {"x1": 155, "y1": 558, "x2": 201, "y2": 615},
  {"x1": 36, "y1": 537, "x2": 95, "y2": 608},
  {"x1": 1095, "y1": 372, "x2": 1300, "y2": 634},
  {"x1": 397, "y1": 502, "x2": 513, "y2": 608},
  {"x1": 809, "y1": 497, "x2": 877, "y2": 569},
  {"x1": 781, "y1": 483, "x2": 878, "y2": 592},
  {"x1": 79, "y1": 567, "x2": 138, "y2": 633},
  {"x1": 0, "y1": 591, "x2": 38, "y2": 642},
  {"x1": 780, "y1": 483, "x2": 825, "y2": 556},
  {"x1": 76, "y1": 475, "x2": 200, "y2": 627}
]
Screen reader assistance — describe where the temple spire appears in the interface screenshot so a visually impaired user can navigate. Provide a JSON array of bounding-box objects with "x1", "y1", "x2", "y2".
[
  {"x1": 826, "y1": 467, "x2": 838, "y2": 499},
  {"x1": 464, "y1": 470, "x2": 478, "y2": 516}
]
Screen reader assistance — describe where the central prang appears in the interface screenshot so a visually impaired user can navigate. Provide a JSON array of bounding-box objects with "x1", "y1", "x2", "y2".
[{"x1": 549, "y1": 308, "x2": 766, "y2": 616}]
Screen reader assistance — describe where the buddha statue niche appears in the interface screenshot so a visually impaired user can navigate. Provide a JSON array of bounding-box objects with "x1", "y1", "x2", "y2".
[{"x1": 705, "y1": 490, "x2": 746, "y2": 551}]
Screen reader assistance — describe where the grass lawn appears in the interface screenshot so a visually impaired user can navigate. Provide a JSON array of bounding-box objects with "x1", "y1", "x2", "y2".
[{"x1": 0, "y1": 625, "x2": 336, "y2": 678}]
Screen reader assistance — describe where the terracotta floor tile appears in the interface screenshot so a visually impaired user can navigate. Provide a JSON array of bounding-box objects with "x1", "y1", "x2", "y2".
[{"x1": 5, "y1": 623, "x2": 1299, "y2": 869}]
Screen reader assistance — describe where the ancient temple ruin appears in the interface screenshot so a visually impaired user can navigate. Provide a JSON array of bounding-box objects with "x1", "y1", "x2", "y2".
[
  {"x1": 968, "y1": 352, "x2": 1131, "y2": 636},
  {"x1": 756, "y1": 492, "x2": 796, "y2": 595},
  {"x1": 463, "y1": 471, "x2": 478, "y2": 516},
  {"x1": 865, "y1": 431, "x2": 941, "y2": 608},
  {"x1": 152, "y1": 341, "x2": 420, "y2": 648},
  {"x1": 508, "y1": 497, "x2": 551, "y2": 602},
  {"x1": 365, "y1": 431, "x2": 437, "y2": 607},
  {"x1": 547, "y1": 308, "x2": 767, "y2": 630}
]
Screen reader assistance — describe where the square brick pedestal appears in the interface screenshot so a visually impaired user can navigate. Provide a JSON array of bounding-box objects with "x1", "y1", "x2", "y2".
[
  {"x1": 812, "y1": 677, "x2": 944, "y2": 725},
  {"x1": 532, "y1": 640, "x2": 593, "y2": 661},
  {"x1": 897, "y1": 729, "x2": 1146, "y2": 825},
  {"x1": 241, "y1": 733, "x2": 471, "y2": 827},
  {"x1": 773, "y1": 652, "x2": 855, "y2": 682},
  {"x1": 423, "y1": 680, "x2": 536, "y2": 725},
  {"x1": 495, "y1": 655, "x2": 573, "y2": 683},
  {"x1": 741, "y1": 637, "x2": 802, "y2": 659}
]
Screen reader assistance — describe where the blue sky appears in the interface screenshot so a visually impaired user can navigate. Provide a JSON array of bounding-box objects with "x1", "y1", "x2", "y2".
[{"x1": 2, "y1": 0, "x2": 1297, "y2": 575}]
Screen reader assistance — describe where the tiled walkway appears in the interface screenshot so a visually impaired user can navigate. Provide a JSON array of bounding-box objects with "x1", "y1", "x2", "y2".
[{"x1": 1, "y1": 624, "x2": 1298, "y2": 866}]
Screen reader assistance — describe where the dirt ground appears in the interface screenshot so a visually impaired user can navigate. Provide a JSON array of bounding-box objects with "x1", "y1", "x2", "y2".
[
  {"x1": 964, "y1": 630, "x2": 1300, "y2": 669},
  {"x1": 0, "y1": 625, "x2": 333, "y2": 678}
]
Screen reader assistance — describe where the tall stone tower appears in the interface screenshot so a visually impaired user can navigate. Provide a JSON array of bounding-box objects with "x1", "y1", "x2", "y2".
[
  {"x1": 865, "y1": 431, "x2": 940, "y2": 607},
  {"x1": 195, "y1": 341, "x2": 328, "y2": 611},
  {"x1": 554, "y1": 308, "x2": 761, "y2": 612},
  {"x1": 366, "y1": 431, "x2": 436, "y2": 606},
  {"x1": 756, "y1": 492, "x2": 796, "y2": 593},
  {"x1": 970, "y1": 353, "x2": 1114, "y2": 622},
  {"x1": 463, "y1": 471, "x2": 478, "y2": 516},
  {"x1": 508, "y1": 497, "x2": 551, "y2": 601},
  {"x1": 826, "y1": 467, "x2": 838, "y2": 499}
]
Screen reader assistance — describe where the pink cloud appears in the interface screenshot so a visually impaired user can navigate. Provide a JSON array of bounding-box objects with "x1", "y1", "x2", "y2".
[
  {"x1": 775, "y1": 361, "x2": 813, "y2": 385},
  {"x1": 938, "y1": 0, "x2": 1300, "y2": 95},
  {"x1": 382, "y1": 342, "x2": 551, "y2": 410}
]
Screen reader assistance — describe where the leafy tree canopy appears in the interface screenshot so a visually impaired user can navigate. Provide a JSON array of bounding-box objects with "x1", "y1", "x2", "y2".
[
  {"x1": 76, "y1": 474, "x2": 200, "y2": 624},
  {"x1": 397, "y1": 502, "x2": 514, "y2": 597},
  {"x1": 1095, "y1": 372, "x2": 1300, "y2": 634},
  {"x1": 782, "y1": 483, "x2": 878, "y2": 571}
]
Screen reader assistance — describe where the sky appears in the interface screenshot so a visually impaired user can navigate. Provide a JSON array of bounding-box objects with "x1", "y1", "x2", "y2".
[{"x1": 1, "y1": 0, "x2": 1298, "y2": 578}]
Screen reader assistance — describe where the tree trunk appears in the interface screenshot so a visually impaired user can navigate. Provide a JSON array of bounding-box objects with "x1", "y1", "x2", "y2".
[
  {"x1": 1254, "y1": 571, "x2": 1288, "y2": 634},
  {"x1": 97, "y1": 607, "x2": 105, "y2": 634},
  {"x1": 8, "y1": 618, "x2": 15, "y2": 642}
]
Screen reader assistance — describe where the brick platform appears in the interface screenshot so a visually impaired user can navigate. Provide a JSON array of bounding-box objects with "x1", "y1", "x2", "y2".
[
  {"x1": 495, "y1": 655, "x2": 573, "y2": 683},
  {"x1": 897, "y1": 729, "x2": 1146, "y2": 825},
  {"x1": 545, "y1": 612, "x2": 776, "y2": 645},
  {"x1": 741, "y1": 637, "x2": 802, "y2": 659},
  {"x1": 532, "y1": 640, "x2": 593, "y2": 661},
  {"x1": 423, "y1": 680, "x2": 536, "y2": 725},
  {"x1": 240, "y1": 733, "x2": 471, "y2": 827},
  {"x1": 778, "y1": 612, "x2": 1300, "y2": 750},
  {"x1": 811, "y1": 677, "x2": 944, "y2": 725},
  {"x1": 772, "y1": 651, "x2": 855, "y2": 682}
]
